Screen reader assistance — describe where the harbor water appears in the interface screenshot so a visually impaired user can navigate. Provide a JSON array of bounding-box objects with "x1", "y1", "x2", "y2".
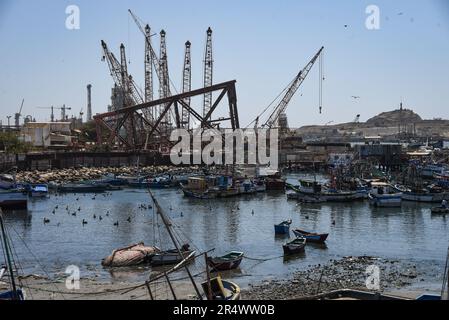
[{"x1": 2, "y1": 174, "x2": 449, "y2": 292}]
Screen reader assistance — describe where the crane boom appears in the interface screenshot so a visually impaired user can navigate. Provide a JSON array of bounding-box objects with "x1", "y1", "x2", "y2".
[
  {"x1": 182, "y1": 41, "x2": 192, "y2": 129},
  {"x1": 264, "y1": 46, "x2": 324, "y2": 128}
]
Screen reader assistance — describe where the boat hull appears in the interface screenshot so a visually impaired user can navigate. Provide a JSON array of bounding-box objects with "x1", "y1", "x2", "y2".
[
  {"x1": 0, "y1": 191, "x2": 28, "y2": 209},
  {"x1": 402, "y1": 192, "x2": 449, "y2": 203},
  {"x1": 207, "y1": 252, "x2": 244, "y2": 271},
  {"x1": 292, "y1": 230, "x2": 328, "y2": 243},
  {"x1": 282, "y1": 238, "x2": 306, "y2": 255},
  {"x1": 274, "y1": 224, "x2": 290, "y2": 235},
  {"x1": 369, "y1": 194, "x2": 402, "y2": 207}
]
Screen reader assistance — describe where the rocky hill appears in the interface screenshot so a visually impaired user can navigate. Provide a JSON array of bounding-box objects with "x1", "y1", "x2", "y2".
[{"x1": 365, "y1": 108, "x2": 422, "y2": 127}]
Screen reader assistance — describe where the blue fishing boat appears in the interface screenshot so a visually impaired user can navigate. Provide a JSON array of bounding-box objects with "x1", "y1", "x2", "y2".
[
  {"x1": 274, "y1": 220, "x2": 292, "y2": 235},
  {"x1": 292, "y1": 229, "x2": 329, "y2": 243}
]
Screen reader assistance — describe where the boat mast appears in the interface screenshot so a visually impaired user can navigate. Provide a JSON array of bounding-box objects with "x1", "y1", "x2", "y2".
[
  {"x1": 0, "y1": 210, "x2": 19, "y2": 300},
  {"x1": 148, "y1": 189, "x2": 203, "y2": 299}
]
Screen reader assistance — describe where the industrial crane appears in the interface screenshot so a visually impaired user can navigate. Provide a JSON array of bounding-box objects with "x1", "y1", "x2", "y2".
[
  {"x1": 182, "y1": 41, "x2": 192, "y2": 129},
  {"x1": 263, "y1": 46, "x2": 324, "y2": 128},
  {"x1": 14, "y1": 98, "x2": 25, "y2": 127},
  {"x1": 37, "y1": 105, "x2": 72, "y2": 122},
  {"x1": 203, "y1": 27, "x2": 213, "y2": 121}
]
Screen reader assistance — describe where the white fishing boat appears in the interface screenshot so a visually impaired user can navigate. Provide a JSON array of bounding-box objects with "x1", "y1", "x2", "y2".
[
  {"x1": 402, "y1": 190, "x2": 449, "y2": 203},
  {"x1": 30, "y1": 184, "x2": 49, "y2": 198},
  {"x1": 368, "y1": 182, "x2": 402, "y2": 207}
]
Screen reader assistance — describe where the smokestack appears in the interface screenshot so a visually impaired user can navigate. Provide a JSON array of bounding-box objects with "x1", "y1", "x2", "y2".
[
  {"x1": 86, "y1": 84, "x2": 92, "y2": 122},
  {"x1": 87, "y1": 84, "x2": 92, "y2": 121}
]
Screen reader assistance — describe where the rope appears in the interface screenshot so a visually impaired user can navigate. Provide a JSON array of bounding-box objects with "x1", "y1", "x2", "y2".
[{"x1": 243, "y1": 255, "x2": 284, "y2": 262}]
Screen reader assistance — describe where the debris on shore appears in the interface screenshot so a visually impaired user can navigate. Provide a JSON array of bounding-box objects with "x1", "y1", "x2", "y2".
[{"x1": 242, "y1": 256, "x2": 422, "y2": 300}]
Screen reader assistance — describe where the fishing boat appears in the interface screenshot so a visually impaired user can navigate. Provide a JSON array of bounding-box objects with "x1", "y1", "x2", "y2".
[
  {"x1": 0, "y1": 189, "x2": 28, "y2": 209},
  {"x1": 207, "y1": 251, "x2": 244, "y2": 271},
  {"x1": 292, "y1": 229, "x2": 329, "y2": 243},
  {"x1": 431, "y1": 206, "x2": 449, "y2": 214},
  {"x1": 151, "y1": 245, "x2": 195, "y2": 267},
  {"x1": 264, "y1": 174, "x2": 286, "y2": 191},
  {"x1": 254, "y1": 179, "x2": 267, "y2": 192},
  {"x1": 57, "y1": 183, "x2": 107, "y2": 193},
  {"x1": 282, "y1": 237, "x2": 307, "y2": 255},
  {"x1": 298, "y1": 180, "x2": 358, "y2": 202},
  {"x1": 274, "y1": 220, "x2": 292, "y2": 235},
  {"x1": 368, "y1": 182, "x2": 402, "y2": 207},
  {"x1": 30, "y1": 184, "x2": 49, "y2": 198},
  {"x1": 402, "y1": 189, "x2": 449, "y2": 203},
  {"x1": 101, "y1": 243, "x2": 160, "y2": 267},
  {"x1": 201, "y1": 276, "x2": 241, "y2": 300}
]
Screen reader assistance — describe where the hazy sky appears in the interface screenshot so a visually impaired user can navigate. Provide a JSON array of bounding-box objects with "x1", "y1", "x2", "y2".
[{"x1": 1, "y1": 0, "x2": 448, "y2": 128}]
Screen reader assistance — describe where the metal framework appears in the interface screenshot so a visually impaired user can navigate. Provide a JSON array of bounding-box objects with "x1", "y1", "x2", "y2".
[
  {"x1": 203, "y1": 27, "x2": 213, "y2": 122},
  {"x1": 182, "y1": 41, "x2": 192, "y2": 129},
  {"x1": 94, "y1": 80, "x2": 240, "y2": 150},
  {"x1": 159, "y1": 30, "x2": 171, "y2": 128}
]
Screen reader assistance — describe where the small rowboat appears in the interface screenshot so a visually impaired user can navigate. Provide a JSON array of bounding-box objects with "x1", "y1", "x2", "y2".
[
  {"x1": 431, "y1": 206, "x2": 449, "y2": 214},
  {"x1": 283, "y1": 237, "x2": 306, "y2": 255},
  {"x1": 207, "y1": 251, "x2": 244, "y2": 271},
  {"x1": 274, "y1": 220, "x2": 292, "y2": 235},
  {"x1": 292, "y1": 229, "x2": 329, "y2": 243}
]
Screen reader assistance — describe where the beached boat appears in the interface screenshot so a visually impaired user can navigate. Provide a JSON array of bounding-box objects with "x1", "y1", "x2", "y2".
[
  {"x1": 101, "y1": 243, "x2": 160, "y2": 267},
  {"x1": 292, "y1": 229, "x2": 329, "y2": 243},
  {"x1": 151, "y1": 245, "x2": 195, "y2": 267},
  {"x1": 282, "y1": 237, "x2": 307, "y2": 255},
  {"x1": 368, "y1": 182, "x2": 402, "y2": 207},
  {"x1": 207, "y1": 251, "x2": 244, "y2": 271},
  {"x1": 0, "y1": 189, "x2": 28, "y2": 209},
  {"x1": 274, "y1": 220, "x2": 292, "y2": 235},
  {"x1": 201, "y1": 276, "x2": 241, "y2": 300}
]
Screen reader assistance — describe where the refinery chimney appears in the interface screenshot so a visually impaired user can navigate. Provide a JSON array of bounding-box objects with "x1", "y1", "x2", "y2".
[{"x1": 87, "y1": 84, "x2": 92, "y2": 121}]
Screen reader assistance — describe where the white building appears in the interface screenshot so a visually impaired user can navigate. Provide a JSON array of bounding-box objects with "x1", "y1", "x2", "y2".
[{"x1": 20, "y1": 122, "x2": 73, "y2": 148}]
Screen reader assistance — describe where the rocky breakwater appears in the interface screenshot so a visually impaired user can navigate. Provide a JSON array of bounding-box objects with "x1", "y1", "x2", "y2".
[{"x1": 16, "y1": 166, "x2": 201, "y2": 184}]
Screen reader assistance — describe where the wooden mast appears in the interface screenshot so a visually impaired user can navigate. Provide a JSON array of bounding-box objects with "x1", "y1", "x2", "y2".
[
  {"x1": 0, "y1": 210, "x2": 19, "y2": 300},
  {"x1": 148, "y1": 189, "x2": 203, "y2": 299}
]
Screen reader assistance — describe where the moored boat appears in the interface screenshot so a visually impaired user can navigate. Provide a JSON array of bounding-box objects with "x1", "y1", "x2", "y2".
[
  {"x1": 402, "y1": 190, "x2": 449, "y2": 203},
  {"x1": 0, "y1": 189, "x2": 28, "y2": 209},
  {"x1": 57, "y1": 183, "x2": 107, "y2": 193},
  {"x1": 368, "y1": 182, "x2": 402, "y2": 207},
  {"x1": 292, "y1": 229, "x2": 329, "y2": 243},
  {"x1": 431, "y1": 206, "x2": 449, "y2": 214},
  {"x1": 207, "y1": 251, "x2": 244, "y2": 271},
  {"x1": 282, "y1": 237, "x2": 306, "y2": 255},
  {"x1": 30, "y1": 184, "x2": 49, "y2": 198},
  {"x1": 274, "y1": 220, "x2": 292, "y2": 235}
]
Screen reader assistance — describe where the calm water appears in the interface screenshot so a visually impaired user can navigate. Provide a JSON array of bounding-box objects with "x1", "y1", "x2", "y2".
[{"x1": 2, "y1": 173, "x2": 449, "y2": 290}]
